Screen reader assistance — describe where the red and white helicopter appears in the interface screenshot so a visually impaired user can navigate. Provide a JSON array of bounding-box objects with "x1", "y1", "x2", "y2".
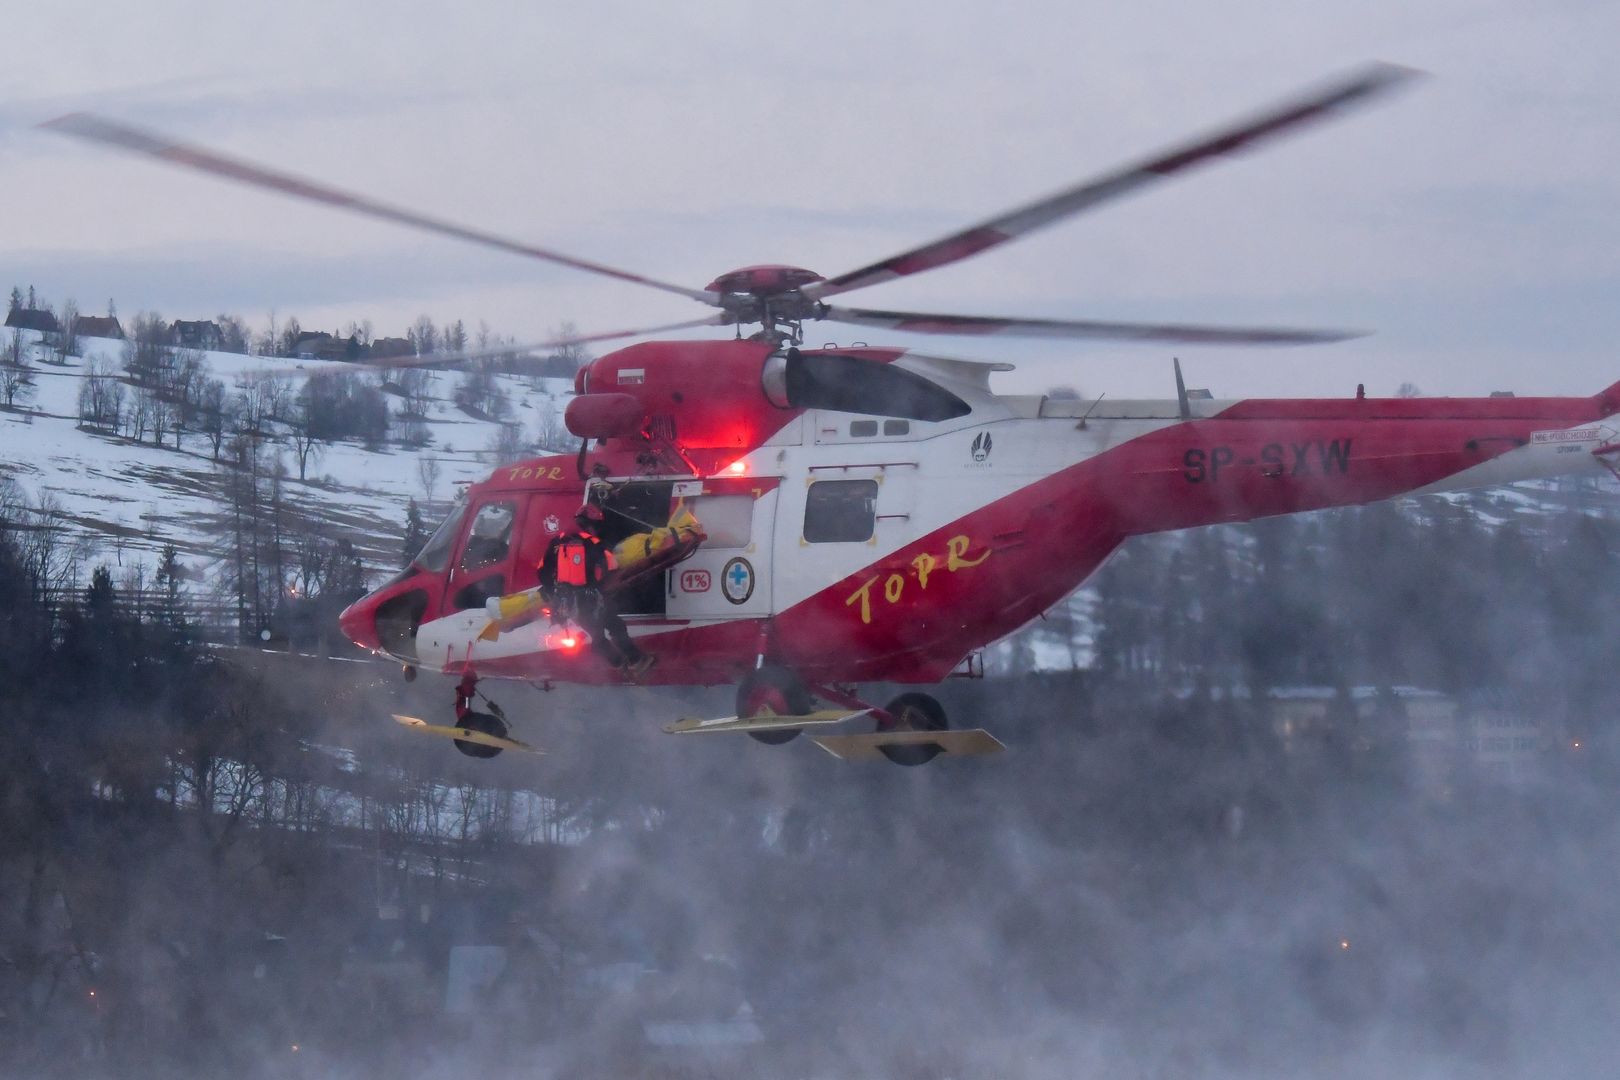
[{"x1": 48, "y1": 64, "x2": 1620, "y2": 764}]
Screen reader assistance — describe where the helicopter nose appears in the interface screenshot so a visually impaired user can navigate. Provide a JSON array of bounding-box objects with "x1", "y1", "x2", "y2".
[{"x1": 339, "y1": 593, "x2": 382, "y2": 652}]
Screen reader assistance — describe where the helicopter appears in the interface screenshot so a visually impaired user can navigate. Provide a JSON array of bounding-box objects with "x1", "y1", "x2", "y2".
[{"x1": 45, "y1": 63, "x2": 1620, "y2": 765}]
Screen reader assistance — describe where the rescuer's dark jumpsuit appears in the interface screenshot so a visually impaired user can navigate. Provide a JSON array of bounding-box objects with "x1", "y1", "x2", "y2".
[{"x1": 538, "y1": 526, "x2": 648, "y2": 670}]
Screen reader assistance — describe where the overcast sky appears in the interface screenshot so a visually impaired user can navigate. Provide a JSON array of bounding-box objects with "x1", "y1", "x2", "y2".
[{"x1": 4, "y1": 0, "x2": 1619, "y2": 399}]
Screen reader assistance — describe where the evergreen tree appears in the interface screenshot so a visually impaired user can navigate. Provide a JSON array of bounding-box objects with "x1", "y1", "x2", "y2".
[
  {"x1": 154, "y1": 544, "x2": 185, "y2": 628},
  {"x1": 85, "y1": 563, "x2": 116, "y2": 613},
  {"x1": 402, "y1": 498, "x2": 427, "y2": 568}
]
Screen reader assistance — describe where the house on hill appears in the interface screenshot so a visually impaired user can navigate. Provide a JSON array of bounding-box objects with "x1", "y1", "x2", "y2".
[
  {"x1": 5, "y1": 308, "x2": 60, "y2": 334},
  {"x1": 370, "y1": 336, "x2": 413, "y2": 360},
  {"x1": 292, "y1": 330, "x2": 361, "y2": 362},
  {"x1": 172, "y1": 319, "x2": 221, "y2": 350},
  {"x1": 74, "y1": 315, "x2": 124, "y2": 340}
]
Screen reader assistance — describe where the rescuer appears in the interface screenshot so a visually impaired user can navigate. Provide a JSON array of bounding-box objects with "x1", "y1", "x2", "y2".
[{"x1": 539, "y1": 504, "x2": 654, "y2": 676}]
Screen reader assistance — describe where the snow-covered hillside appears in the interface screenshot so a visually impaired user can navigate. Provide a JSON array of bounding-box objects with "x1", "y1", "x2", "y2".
[{"x1": 0, "y1": 331, "x2": 570, "y2": 587}]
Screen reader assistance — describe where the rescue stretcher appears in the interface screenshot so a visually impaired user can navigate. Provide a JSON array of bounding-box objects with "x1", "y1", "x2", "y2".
[{"x1": 479, "y1": 503, "x2": 705, "y2": 641}]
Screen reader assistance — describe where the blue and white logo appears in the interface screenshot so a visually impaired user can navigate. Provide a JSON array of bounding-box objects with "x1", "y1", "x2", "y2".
[{"x1": 721, "y1": 557, "x2": 755, "y2": 605}]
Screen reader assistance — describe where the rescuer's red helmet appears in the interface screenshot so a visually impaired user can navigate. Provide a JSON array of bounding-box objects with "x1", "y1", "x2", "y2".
[{"x1": 575, "y1": 504, "x2": 605, "y2": 527}]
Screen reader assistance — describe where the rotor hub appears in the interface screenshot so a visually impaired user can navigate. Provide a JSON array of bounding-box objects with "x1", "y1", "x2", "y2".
[
  {"x1": 705, "y1": 264, "x2": 824, "y2": 297},
  {"x1": 707, "y1": 265, "x2": 826, "y2": 344}
]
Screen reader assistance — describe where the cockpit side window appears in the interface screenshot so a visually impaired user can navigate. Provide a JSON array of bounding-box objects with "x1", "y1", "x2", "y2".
[
  {"x1": 414, "y1": 503, "x2": 467, "y2": 573},
  {"x1": 459, "y1": 500, "x2": 517, "y2": 571}
]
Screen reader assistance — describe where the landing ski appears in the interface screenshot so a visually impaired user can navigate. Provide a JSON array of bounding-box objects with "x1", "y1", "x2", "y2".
[
  {"x1": 663, "y1": 708, "x2": 870, "y2": 735},
  {"x1": 391, "y1": 713, "x2": 541, "y2": 754}
]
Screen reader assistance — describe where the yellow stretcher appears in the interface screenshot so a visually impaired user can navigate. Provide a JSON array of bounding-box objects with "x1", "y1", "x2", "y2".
[{"x1": 609, "y1": 502, "x2": 704, "y2": 584}]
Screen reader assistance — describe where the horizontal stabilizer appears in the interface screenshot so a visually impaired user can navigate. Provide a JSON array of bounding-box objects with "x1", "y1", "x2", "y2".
[
  {"x1": 391, "y1": 713, "x2": 541, "y2": 754},
  {"x1": 813, "y1": 728, "x2": 1005, "y2": 761},
  {"x1": 663, "y1": 708, "x2": 869, "y2": 735}
]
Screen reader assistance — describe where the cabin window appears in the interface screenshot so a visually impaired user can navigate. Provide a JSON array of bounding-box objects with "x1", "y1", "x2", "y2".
[
  {"x1": 883, "y1": 419, "x2": 910, "y2": 436},
  {"x1": 459, "y1": 500, "x2": 517, "y2": 571},
  {"x1": 804, "y1": 479, "x2": 877, "y2": 543},
  {"x1": 415, "y1": 502, "x2": 467, "y2": 572},
  {"x1": 849, "y1": 420, "x2": 879, "y2": 437},
  {"x1": 777, "y1": 350, "x2": 970, "y2": 421},
  {"x1": 690, "y1": 494, "x2": 752, "y2": 548}
]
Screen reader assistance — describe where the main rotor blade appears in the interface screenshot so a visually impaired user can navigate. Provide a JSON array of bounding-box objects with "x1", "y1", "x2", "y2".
[
  {"x1": 818, "y1": 305, "x2": 1362, "y2": 346},
  {"x1": 249, "y1": 314, "x2": 726, "y2": 379},
  {"x1": 806, "y1": 62, "x2": 1419, "y2": 302},
  {"x1": 40, "y1": 112, "x2": 721, "y2": 307}
]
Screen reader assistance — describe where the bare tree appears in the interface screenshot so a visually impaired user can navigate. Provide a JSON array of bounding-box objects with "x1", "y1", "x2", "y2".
[
  {"x1": 122, "y1": 311, "x2": 173, "y2": 386},
  {"x1": 279, "y1": 316, "x2": 304, "y2": 358},
  {"x1": 234, "y1": 372, "x2": 288, "y2": 435},
  {"x1": 398, "y1": 417, "x2": 430, "y2": 448},
  {"x1": 53, "y1": 298, "x2": 79, "y2": 363},
  {"x1": 253, "y1": 310, "x2": 279, "y2": 357},
  {"x1": 485, "y1": 421, "x2": 526, "y2": 466},
  {"x1": 77, "y1": 357, "x2": 124, "y2": 431},
  {"x1": 171, "y1": 349, "x2": 207, "y2": 414},
  {"x1": 216, "y1": 313, "x2": 251, "y2": 354},
  {"x1": 0, "y1": 355, "x2": 33, "y2": 408},
  {"x1": 417, "y1": 456, "x2": 441, "y2": 506},
  {"x1": 547, "y1": 320, "x2": 592, "y2": 373},
  {"x1": 395, "y1": 367, "x2": 437, "y2": 419},
  {"x1": 456, "y1": 362, "x2": 508, "y2": 419},
  {"x1": 410, "y1": 314, "x2": 438, "y2": 356},
  {"x1": 535, "y1": 394, "x2": 572, "y2": 452},
  {"x1": 287, "y1": 397, "x2": 325, "y2": 482},
  {"x1": 129, "y1": 384, "x2": 156, "y2": 442},
  {"x1": 199, "y1": 378, "x2": 234, "y2": 460},
  {"x1": 148, "y1": 389, "x2": 175, "y2": 447}
]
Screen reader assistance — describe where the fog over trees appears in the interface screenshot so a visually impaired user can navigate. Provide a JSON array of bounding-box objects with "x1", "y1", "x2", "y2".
[{"x1": 2, "y1": 468, "x2": 1618, "y2": 1077}]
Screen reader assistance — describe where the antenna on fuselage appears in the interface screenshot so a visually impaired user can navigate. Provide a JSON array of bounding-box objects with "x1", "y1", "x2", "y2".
[{"x1": 1173, "y1": 357, "x2": 1191, "y2": 420}]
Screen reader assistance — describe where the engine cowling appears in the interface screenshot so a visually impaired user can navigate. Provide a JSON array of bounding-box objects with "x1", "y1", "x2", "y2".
[{"x1": 564, "y1": 393, "x2": 646, "y2": 439}]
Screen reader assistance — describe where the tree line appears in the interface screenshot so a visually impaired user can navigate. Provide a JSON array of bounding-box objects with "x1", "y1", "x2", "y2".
[{"x1": 2, "y1": 470, "x2": 1619, "y2": 1076}]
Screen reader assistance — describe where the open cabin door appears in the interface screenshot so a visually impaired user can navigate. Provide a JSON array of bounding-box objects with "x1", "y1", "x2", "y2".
[{"x1": 664, "y1": 478, "x2": 779, "y2": 620}]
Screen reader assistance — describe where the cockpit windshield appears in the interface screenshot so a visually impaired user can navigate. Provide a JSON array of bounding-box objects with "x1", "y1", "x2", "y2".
[{"x1": 414, "y1": 501, "x2": 467, "y2": 573}]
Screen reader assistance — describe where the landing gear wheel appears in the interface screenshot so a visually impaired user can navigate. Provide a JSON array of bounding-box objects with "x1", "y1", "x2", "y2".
[
  {"x1": 453, "y1": 710, "x2": 508, "y2": 759},
  {"x1": 737, "y1": 665, "x2": 811, "y2": 746},
  {"x1": 879, "y1": 692, "x2": 948, "y2": 767}
]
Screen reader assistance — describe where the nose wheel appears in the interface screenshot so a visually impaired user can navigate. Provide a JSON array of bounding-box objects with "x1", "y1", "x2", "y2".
[
  {"x1": 453, "y1": 671, "x2": 517, "y2": 758},
  {"x1": 453, "y1": 709, "x2": 510, "y2": 759}
]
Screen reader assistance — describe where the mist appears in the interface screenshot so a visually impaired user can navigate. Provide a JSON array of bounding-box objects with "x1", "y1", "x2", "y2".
[{"x1": 3, "y1": 486, "x2": 1619, "y2": 1079}]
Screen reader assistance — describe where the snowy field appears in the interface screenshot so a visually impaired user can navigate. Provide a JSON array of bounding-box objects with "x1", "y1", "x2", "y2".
[{"x1": 0, "y1": 330, "x2": 570, "y2": 583}]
